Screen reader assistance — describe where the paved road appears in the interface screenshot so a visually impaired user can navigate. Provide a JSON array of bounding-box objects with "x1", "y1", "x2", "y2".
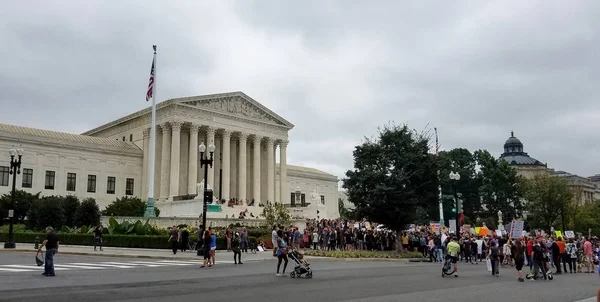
[{"x1": 0, "y1": 253, "x2": 597, "y2": 302}]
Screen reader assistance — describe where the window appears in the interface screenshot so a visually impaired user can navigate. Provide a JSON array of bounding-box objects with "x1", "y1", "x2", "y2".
[
  {"x1": 45, "y1": 171, "x2": 55, "y2": 190},
  {"x1": 107, "y1": 176, "x2": 116, "y2": 194},
  {"x1": 122, "y1": 136, "x2": 125, "y2": 141},
  {"x1": 66, "y1": 173, "x2": 76, "y2": 191},
  {"x1": 129, "y1": 134, "x2": 133, "y2": 142},
  {"x1": 87, "y1": 175, "x2": 96, "y2": 193},
  {"x1": 0, "y1": 166, "x2": 9, "y2": 186},
  {"x1": 320, "y1": 195, "x2": 325, "y2": 205},
  {"x1": 22, "y1": 168, "x2": 33, "y2": 188},
  {"x1": 126, "y1": 178, "x2": 134, "y2": 195}
]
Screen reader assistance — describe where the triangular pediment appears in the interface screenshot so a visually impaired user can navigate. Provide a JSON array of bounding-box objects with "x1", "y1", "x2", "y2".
[{"x1": 177, "y1": 92, "x2": 294, "y2": 128}]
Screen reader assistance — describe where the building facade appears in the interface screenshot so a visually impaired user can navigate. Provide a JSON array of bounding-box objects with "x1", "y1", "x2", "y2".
[
  {"x1": 0, "y1": 92, "x2": 340, "y2": 218},
  {"x1": 499, "y1": 131, "x2": 598, "y2": 204}
]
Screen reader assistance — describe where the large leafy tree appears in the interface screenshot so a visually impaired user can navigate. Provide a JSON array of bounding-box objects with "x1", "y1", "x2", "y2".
[
  {"x1": 343, "y1": 124, "x2": 439, "y2": 237},
  {"x1": 0, "y1": 190, "x2": 40, "y2": 223},
  {"x1": 74, "y1": 198, "x2": 101, "y2": 227},
  {"x1": 475, "y1": 150, "x2": 523, "y2": 228},
  {"x1": 27, "y1": 196, "x2": 66, "y2": 231},
  {"x1": 61, "y1": 195, "x2": 80, "y2": 227},
  {"x1": 260, "y1": 203, "x2": 291, "y2": 228},
  {"x1": 522, "y1": 173, "x2": 573, "y2": 231},
  {"x1": 102, "y1": 196, "x2": 159, "y2": 217},
  {"x1": 437, "y1": 148, "x2": 482, "y2": 225}
]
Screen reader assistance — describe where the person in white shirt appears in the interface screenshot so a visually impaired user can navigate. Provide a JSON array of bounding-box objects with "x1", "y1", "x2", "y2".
[{"x1": 271, "y1": 225, "x2": 279, "y2": 257}]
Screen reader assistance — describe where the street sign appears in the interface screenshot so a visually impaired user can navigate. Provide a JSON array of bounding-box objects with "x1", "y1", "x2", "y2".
[{"x1": 8, "y1": 210, "x2": 13, "y2": 218}]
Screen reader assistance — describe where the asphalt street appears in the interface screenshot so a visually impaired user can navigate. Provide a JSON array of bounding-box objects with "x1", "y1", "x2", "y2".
[{"x1": 0, "y1": 252, "x2": 598, "y2": 302}]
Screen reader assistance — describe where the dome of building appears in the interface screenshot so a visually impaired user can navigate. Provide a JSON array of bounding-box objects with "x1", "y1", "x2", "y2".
[{"x1": 499, "y1": 131, "x2": 546, "y2": 166}]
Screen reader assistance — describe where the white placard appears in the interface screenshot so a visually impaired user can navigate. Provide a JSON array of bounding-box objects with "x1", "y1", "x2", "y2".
[
  {"x1": 8, "y1": 210, "x2": 13, "y2": 218},
  {"x1": 564, "y1": 231, "x2": 575, "y2": 238}
]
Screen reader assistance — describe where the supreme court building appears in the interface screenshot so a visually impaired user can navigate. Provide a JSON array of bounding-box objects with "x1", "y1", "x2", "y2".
[{"x1": 0, "y1": 92, "x2": 340, "y2": 218}]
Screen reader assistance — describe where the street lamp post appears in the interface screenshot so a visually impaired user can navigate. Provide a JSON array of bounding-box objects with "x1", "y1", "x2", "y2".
[
  {"x1": 4, "y1": 146, "x2": 23, "y2": 249},
  {"x1": 449, "y1": 171, "x2": 461, "y2": 238},
  {"x1": 198, "y1": 141, "x2": 215, "y2": 233}
]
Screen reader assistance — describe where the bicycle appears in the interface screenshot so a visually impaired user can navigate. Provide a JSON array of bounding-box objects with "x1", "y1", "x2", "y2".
[{"x1": 442, "y1": 257, "x2": 456, "y2": 277}]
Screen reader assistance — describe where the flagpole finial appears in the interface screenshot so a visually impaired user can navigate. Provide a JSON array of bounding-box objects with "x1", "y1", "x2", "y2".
[{"x1": 153, "y1": 45, "x2": 157, "y2": 53}]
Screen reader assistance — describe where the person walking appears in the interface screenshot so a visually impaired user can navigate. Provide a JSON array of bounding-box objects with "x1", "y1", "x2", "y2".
[
  {"x1": 181, "y1": 227, "x2": 190, "y2": 252},
  {"x1": 169, "y1": 226, "x2": 179, "y2": 255},
  {"x1": 275, "y1": 230, "x2": 289, "y2": 276},
  {"x1": 38, "y1": 226, "x2": 59, "y2": 277},
  {"x1": 200, "y1": 229, "x2": 212, "y2": 268},
  {"x1": 240, "y1": 227, "x2": 249, "y2": 253},
  {"x1": 93, "y1": 225, "x2": 103, "y2": 252},
  {"x1": 232, "y1": 233, "x2": 243, "y2": 264},
  {"x1": 488, "y1": 241, "x2": 500, "y2": 277},
  {"x1": 511, "y1": 237, "x2": 525, "y2": 282},
  {"x1": 210, "y1": 228, "x2": 217, "y2": 266},
  {"x1": 566, "y1": 238, "x2": 578, "y2": 273}
]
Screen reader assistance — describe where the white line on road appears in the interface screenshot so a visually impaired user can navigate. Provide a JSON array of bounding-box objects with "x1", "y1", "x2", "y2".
[
  {"x1": 70, "y1": 263, "x2": 136, "y2": 269},
  {"x1": 131, "y1": 261, "x2": 194, "y2": 266},
  {"x1": 1, "y1": 265, "x2": 69, "y2": 270},
  {"x1": 54, "y1": 264, "x2": 106, "y2": 270},
  {"x1": 0, "y1": 267, "x2": 36, "y2": 272},
  {"x1": 573, "y1": 297, "x2": 596, "y2": 302}
]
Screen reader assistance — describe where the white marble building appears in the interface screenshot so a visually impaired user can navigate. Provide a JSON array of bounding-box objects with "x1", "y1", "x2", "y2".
[{"x1": 0, "y1": 92, "x2": 340, "y2": 219}]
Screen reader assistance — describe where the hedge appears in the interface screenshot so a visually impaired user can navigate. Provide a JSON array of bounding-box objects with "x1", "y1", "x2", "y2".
[{"x1": 0, "y1": 233, "x2": 256, "y2": 250}]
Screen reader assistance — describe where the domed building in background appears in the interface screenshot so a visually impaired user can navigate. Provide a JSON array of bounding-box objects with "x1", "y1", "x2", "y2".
[
  {"x1": 498, "y1": 131, "x2": 599, "y2": 204},
  {"x1": 499, "y1": 131, "x2": 548, "y2": 178}
]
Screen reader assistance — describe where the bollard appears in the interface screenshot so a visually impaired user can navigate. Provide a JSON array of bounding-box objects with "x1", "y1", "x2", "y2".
[{"x1": 34, "y1": 236, "x2": 39, "y2": 250}]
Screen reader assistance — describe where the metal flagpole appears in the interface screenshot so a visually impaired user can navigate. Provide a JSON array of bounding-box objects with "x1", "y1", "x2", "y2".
[
  {"x1": 435, "y1": 127, "x2": 444, "y2": 227},
  {"x1": 145, "y1": 45, "x2": 158, "y2": 217}
]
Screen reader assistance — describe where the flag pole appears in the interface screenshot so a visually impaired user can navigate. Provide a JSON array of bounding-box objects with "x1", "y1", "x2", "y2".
[
  {"x1": 144, "y1": 45, "x2": 158, "y2": 217},
  {"x1": 435, "y1": 127, "x2": 444, "y2": 228}
]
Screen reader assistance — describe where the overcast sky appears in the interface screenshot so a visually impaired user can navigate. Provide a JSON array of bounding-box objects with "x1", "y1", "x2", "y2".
[{"x1": 1, "y1": 1, "x2": 599, "y2": 179}]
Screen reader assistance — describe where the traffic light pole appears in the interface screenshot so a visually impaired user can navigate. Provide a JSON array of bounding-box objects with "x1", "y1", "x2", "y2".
[{"x1": 452, "y1": 185, "x2": 460, "y2": 239}]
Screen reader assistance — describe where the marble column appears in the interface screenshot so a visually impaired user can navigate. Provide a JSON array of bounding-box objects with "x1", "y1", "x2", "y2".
[
  {"x1": 206, "y1": 127, "x2": 216, "y2": 189},
  {"x1": 142, "y1": 128, "x2": 150, "y2": 200},
  {"x1": 169, "y1": 121, "x2": 182, "y2": 198},
  {"x1": 238, "y1": 133, "x2": 248, "y2": 202},
  {"x1": 221, "y1": 129, "x2": 231, "y2": 201},
  {"x1": 253, "y1": 135, "x2": 261, "y2": 204},
  {"x1": 279, "y1": 140, "x2": 288, "y2": 205},
  {"x1": 187, "y1": 124, "x2": 199, "y2": 195},
  {"x1": 159, "y1": 123, "x2": 171, "y2": 200},
  {"x1": 266, "y1": 138, "x2": 275, "y2": 203}
]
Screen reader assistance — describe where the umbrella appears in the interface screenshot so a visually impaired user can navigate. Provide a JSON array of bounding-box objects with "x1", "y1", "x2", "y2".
[{"x1": 35, "y1": 251, "x2": 44, "y2": 266}]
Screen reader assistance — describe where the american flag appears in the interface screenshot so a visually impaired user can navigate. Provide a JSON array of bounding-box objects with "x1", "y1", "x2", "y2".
[{"x1": 146, "y1": 58, "x2": 155, "y2": 102}]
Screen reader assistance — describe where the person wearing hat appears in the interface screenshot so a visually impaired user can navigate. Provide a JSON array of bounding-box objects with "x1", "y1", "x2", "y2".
[{"x1": 38, "y1": 226, "x2": 59, "y2": 277}]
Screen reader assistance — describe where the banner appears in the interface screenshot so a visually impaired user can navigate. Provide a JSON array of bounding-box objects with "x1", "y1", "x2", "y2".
[
  {"x1": 564, "y1": 231, "x2": 575, "y2": 238},
  {"x1": 510, "y1": 220, "x2": 524, "y2": 238}
]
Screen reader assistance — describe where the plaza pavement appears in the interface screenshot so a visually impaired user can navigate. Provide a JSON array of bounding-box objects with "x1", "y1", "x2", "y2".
[{"x1": 0, "y1": 251, "x2": 598, "y2": 302}]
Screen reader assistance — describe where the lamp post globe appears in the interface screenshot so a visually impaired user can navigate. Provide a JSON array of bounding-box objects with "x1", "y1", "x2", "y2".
[{"x1": 5, "y1": 146, "x2": 23, "y2": 249}]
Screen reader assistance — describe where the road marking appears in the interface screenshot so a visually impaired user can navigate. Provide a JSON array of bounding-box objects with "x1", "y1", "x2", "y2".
[
  {"x1": 70, "y1": 263, "x2": 135, "y2": 269},
  {"x1": 1, "y1": 265, "x2": 69, "y2": 270},
  {"x1": 54, "y1": 264, "x2": 106, "y2": 270},
  {"x1": 573, "y1": 297, "x2": 596, "y2": 302},
  {"x1": 0, "y1": 267, "x2": 36, "y2": 272},
  {"x1": 131, "y1": 261, "x2": 193, "y2": 266}
]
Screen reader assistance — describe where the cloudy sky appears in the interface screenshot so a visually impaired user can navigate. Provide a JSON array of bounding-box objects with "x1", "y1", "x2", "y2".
[{"x1": 1, "y1": 1, "x2": 599, "y2": 178}]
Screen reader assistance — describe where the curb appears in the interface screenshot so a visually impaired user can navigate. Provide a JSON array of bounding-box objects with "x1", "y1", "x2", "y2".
[{"x1": 0, "y1": 249, "x2": 273, "y2": 262}]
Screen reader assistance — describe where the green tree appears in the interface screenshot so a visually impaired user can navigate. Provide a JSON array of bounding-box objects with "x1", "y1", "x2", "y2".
[
  {"x1": 522, "y1": 173, "x2": 573, "y2": 231},
  {"x1": 475, "y1": 150, "x2": 524, "y2": 227},
  {"x1": 338, "y1": 198, "x2": 355, "y2": 220},
  {"x1": 0, "y1": 190, "x2": 40, "y2": 223},
  {"x1": 74, "y1": 198, "x2": 101, "y2": 227},
  {"x1": 27, "y1": 197, "x2": 65, "y2": 231},
  {"x1": 437, "y1": 148, "x2": 482, "y2": 225},
  {"x1": 61, "y1": 195, "x2": 80, "y2": 227},
  {"x1": 260, "y1": 203, "x2": 292, "y2": 228},
  {"x1": 343, "y1": 124, "x2": 439, "y2": 246},
  {"x1": 572, "y1": 200, "x2": 600, "y2": 236},
  {"x1": 101, "y1": 196, "x2": 159, "y2": 217}
]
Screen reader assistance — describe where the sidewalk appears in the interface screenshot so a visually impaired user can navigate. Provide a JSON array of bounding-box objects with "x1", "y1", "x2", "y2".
[{"x1": 0, "y1": 242, "x2": 275, "y2": 262}]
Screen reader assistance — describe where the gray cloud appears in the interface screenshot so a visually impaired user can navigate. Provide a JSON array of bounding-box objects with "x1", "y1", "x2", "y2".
[{"x1": 1, "y1": 1, "x2": 599, "y2": 179}]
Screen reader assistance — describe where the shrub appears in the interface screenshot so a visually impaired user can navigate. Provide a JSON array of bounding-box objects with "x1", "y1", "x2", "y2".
[
  {"x1": 74, "y1": 198, "x2": 101, "y2": 227},
  {"x1": 27, "y1": 197, "x2": 65, "y2": 231},
  {"x1": 102, "y1": 196, "x2": 160, "y2": 217},
  {"x1": 61, "y1": 195, "x2": 80, "y2": 227}
]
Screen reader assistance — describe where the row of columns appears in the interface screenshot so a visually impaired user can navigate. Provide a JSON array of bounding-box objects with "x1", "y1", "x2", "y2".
[{"x1": 143, "y1": 120, "x2": 288, "y2": 204}]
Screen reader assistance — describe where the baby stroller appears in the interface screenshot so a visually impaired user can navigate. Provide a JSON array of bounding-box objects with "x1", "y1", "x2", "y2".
[{"x1": 288, "y1": 249, "x2": 313, "y2": 279}]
